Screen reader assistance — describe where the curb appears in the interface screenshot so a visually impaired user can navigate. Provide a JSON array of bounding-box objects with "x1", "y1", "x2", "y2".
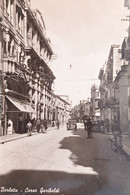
[
  {"x1": 109, "y1": 137, "x2": 130, "y2": 159},
  {"x1": 0, "y1": 126, "x2": 57, "y2": 144},
  {"x1": 0, "y1": 132, "x2": 37, "y2": 144}
]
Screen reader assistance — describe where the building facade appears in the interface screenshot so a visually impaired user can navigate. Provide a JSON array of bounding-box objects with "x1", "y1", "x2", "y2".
[
  {"x1": 71, "y1": 99, "x2": 92, "y2": 122},
  {"x1": 98, "y1": 42, "x2": 129, "y2": 132},
  {"x1": 0, "y1": 0, "x2": 70, "y2": 135},
  {"x1": 54, "y1": 95, "x2": 70, "y2": 125},
  {"x1": 90, "y1": 84, "x2": 100, "y2": 120}
]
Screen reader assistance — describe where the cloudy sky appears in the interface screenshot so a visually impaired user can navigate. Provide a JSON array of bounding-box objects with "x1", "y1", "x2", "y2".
[{"x1": 31, "y1": 0, "x2": 128, "y2": 106}]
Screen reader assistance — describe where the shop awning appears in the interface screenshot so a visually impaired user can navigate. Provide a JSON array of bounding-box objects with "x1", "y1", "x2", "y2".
[{"x1": 6, "y1": 95, "x2": 35, "y2": 113}]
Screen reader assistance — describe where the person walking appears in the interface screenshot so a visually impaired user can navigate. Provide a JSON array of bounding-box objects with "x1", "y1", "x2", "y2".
[
  {"x1": 96, "y1": 119, "x2": 101, "y2": 132},
  {"x1": 26, "y1": 121, "x2": 32, "y2": 136},
  {"x1": 36, "y1": 118, "x2": 41, "y2": 133},
  {"x1": 74, "y1": 122, "x2": 77, "y2": 131},
  {"x1": 84, "y1": 119, "x2": 88, "y2": 137},
  {"x1": 31, "y1": 118, "x2": 36, "y2": 132},
  {"x1": 87, "y1": 118, "x2": 93, "y2": 138},
  {"x1": 40, "y1": 118, "x2": 47, "y2": 133},
  {"x1": 43, "y1": 118, "x2": 48, "y2": 133},
  {"x1": 56, "y1": 119, "x2": 60, "y2": 129},
  {"x1": 105, "y1": 118, "x2": 110, "y2": 132}
]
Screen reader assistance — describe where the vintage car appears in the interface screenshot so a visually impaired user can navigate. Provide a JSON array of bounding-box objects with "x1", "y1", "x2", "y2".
[{"x1": 66, "y1": 119, "x2": 77, "y2": 130}]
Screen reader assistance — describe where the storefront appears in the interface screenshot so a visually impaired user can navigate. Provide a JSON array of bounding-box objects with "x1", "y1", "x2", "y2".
[{"x1": 6, "y1": 95, "x2": 35, "y2": 134}]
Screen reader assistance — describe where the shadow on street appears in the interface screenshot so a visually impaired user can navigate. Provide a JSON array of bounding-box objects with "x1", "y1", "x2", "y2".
[
  {"x1": 0, "y1": 129, "x2": 128, "y2": 195},
  {"x1": 0, "y1": 169, "x2": 124, "y2": 195}
]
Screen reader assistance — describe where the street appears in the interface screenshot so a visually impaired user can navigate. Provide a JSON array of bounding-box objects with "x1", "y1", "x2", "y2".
[{"x1": 0, "y1": 126, "x2": 130, "y2": 195}]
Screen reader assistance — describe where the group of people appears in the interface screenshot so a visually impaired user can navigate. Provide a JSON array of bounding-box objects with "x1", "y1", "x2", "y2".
[
  {"x1": 26, "y1": 118, "x2": 61, "y2": 136},
  {"x1": 26, "y1": 118, "x2": 48, "y2": 136},
  {"x1": 84, "y1": 118, "x2": 93, "y2": 138},
  {"x1": 83, "y1": 118, "x2": 121, "y2": 139}
]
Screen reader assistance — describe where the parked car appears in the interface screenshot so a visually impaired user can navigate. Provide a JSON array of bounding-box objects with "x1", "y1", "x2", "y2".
[{"x1": 66, "y1": 119, "x2": 77, "y2": 130}]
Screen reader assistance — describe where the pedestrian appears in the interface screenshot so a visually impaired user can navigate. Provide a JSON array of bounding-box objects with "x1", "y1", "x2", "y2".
[
  {"x1": 96, "y1": 119, "x2": 101, "y2": 132},
  {"x1": 25, "y1": 114, "x2": 31, "y2": 133},
  {"x1": 112, "y1": 120, "x2": 121, "y2": 141},
  {"x1": 84, "y1": 119, "x2": 88, "y2": 137},
  {"x1": 31, "y1": 118, "x2": 36, "y2": 132},
  {"x1": 87, "y1": 118, "x2": 93, "y2": 138},
  {"x1": 26, "y1": 121, "x2": 32, "y2": 136},
  {"x1": 74, "y1": 123, "x2": 77, "y2": 131},
  {"x1": 36, "y1": 118, "x2": 41, "y2": 133},
  {"x1": 56, "y1": 119, "x2": 60, "y2": 129},
  {"x1": 43, "y1": 118, "x2": 48, "y2": 133},
  {"x1": 105, "y1": 118, "x2": 110, "y2": 132}
]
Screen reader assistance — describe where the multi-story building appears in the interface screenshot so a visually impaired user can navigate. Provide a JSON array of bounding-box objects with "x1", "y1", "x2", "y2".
[
  {"x1": 54, "y1": 95, "x2": 70, "y2": 125},
  {"x1": 71, "y1": 105, "x2": 80, "y2": 122},
  {"x1": 114, "y1": 65, "x2": 128, "y2": 132},
  {"x1": 71, "y1": 99, "x2": 92, "y2": 122},
  {"x1": 98, "y1": 42, "x2": 129, "y2": 132},
  {"x1": 0, "y1": 0, "x2": 55, "y2": 135},
  {"x1": 90, "y1": 84, "x2": 100, "y2": 120},
  {"x1": 1, "y1": 0, "x2": 30, "y2": 135},
  {"x1": 0, "y1": 0, "x2": 71, "y2": 135},
  {"x1": 98, "y1": 45, "x2": 121, "y2": 118},
  {"x1": 25, "y1": 4, "x2": 56, "y2": 121}
]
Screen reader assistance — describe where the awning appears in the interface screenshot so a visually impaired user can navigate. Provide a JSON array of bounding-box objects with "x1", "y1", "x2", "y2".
[{"x1": 6, "y1": 95, "x2": 35, "y2": 113}]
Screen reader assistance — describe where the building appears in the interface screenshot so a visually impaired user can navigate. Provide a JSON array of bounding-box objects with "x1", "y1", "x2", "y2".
[
  {"x1": 54, "y1": 95, "x2": 70, "y2": 125},
  {"x1": 98, "y1": 42, "x2": 129, "y2": 133},
  {"x1": 71, "y1": 99, "x2": 92, "y2": 122},
  {"x1": 98, "y1": 45, "x2": 121, "y2": 121},
  {"x1": 90, "y1": 84, "x2": 100, "y2": 120},
  {"x1": 114, "y1": 65, "x2": 128, "y2": 132},
  {"x1": 0, "y1": 0, "x2": 71, "y2": 135},
  {"x1": 0, "y1": 0, "x2": 56, "y2": 135}
]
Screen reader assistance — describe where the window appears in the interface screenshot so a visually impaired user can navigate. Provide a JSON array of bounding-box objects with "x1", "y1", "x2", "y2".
[
  {"x1": 6, "y1": 0, "x2": 10, "y2": 17},
  {"x1": 10, "y1": 0, "x2": 14, "y2": 25},
  {"x1": 16, "y1": 5, "x2": 24, "y2": 36}
]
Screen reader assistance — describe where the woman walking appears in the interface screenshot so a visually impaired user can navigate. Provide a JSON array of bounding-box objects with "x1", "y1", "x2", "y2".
[{"x1": 26, "y1": 121, "x2": 32, "y2": 136}]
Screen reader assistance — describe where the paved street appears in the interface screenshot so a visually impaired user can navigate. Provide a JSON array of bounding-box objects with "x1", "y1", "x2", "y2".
[{"x1": 0, "y1": 126, "x2": 130, "y2": 195}]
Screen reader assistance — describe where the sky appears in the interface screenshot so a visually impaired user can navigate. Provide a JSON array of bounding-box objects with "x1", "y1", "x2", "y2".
[{"x1": 31, "y1": 0, "x2": 128, "y2": 106}]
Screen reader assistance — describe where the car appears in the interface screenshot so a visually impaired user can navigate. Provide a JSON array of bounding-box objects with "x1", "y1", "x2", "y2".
[{"x1": 66, "y1": 119, "x2": 77, "y2": 130}]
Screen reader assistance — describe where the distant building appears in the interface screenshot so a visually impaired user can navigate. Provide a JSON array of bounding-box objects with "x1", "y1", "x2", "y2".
[
  {"x1": 90, "y1": 84, "x2": 100, "y2": 120},
  {"x1": 71, "y1": 99, "x2": 92, "y2": 122},
  {"x1": 54, "y1": 95, "x2": 70, "y2": 124}
]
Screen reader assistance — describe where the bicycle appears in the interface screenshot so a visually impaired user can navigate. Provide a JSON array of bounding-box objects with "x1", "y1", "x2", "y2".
[
  {"x1": 111, "y1": 131, "x2": 123, "y2": 154},
  {"x1": 101, "y1": 124, "x2": 107, "y2": 134}
]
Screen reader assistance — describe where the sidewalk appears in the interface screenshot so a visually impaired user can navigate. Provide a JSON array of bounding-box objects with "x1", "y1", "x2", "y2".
[
  {"x1": 109, "y1": 133, "x2": 130, "y2": 157},
  {"x1": 0, "y1": 126, "x2": 57, "y2": 144},
  {"x1": 122, "y1": 135, "x2": 130, "y2": 157}
]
